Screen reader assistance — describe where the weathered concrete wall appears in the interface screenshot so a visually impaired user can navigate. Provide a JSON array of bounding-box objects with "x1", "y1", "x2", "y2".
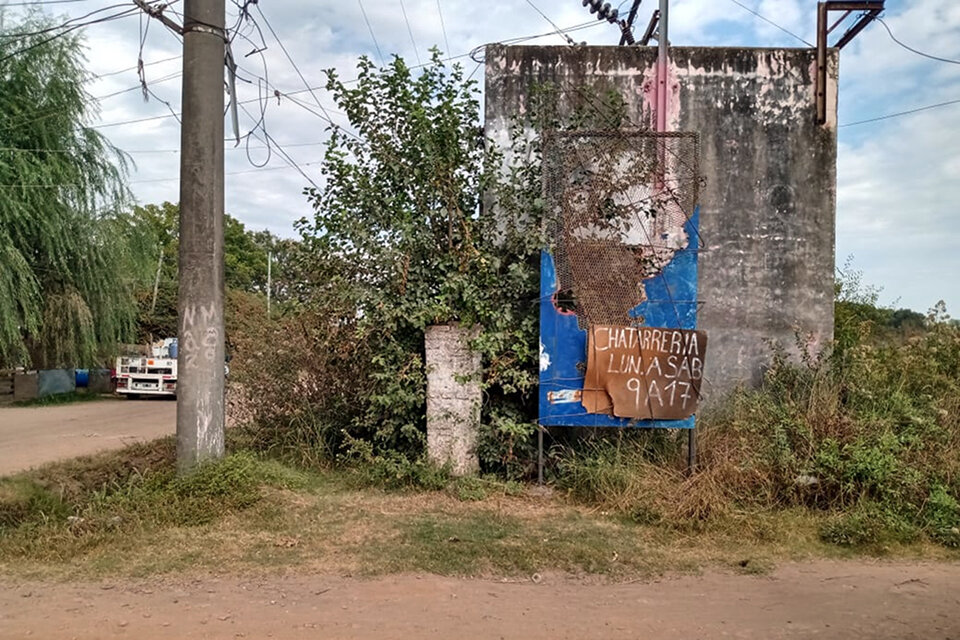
[
  {"x1": 485, "y1": 45, "x2": 838, "y2": 396},
  {"x1": 425, "y1": 324, "x2": 481, "y2": 475}
]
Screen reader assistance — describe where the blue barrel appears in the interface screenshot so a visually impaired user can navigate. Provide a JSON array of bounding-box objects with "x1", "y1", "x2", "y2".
[
  {"x1": 169, "y1": 339, "x2": 178, "y2": 359},
  {"x1": 75, "y1": 368, "x2": 90, "y2": 388}
]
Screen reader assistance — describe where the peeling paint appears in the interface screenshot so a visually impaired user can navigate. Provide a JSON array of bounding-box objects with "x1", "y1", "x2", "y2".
[
  {"x1": 539, "y1": 340, "x2": 551, "y2": 372},
  {"x1": 547, "y1": 389, "x2": 581, "y2": 404},
  {"x1": 485, "y1": 44, "x2": 837, "y2": 396}
]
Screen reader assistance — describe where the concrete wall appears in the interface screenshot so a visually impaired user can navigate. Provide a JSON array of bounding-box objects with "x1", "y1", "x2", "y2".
[
  {"x1": 425, "y1": 324, "x2": 481, "y2": 475},
  {"x1": 485, "y1": 45, "x2": 838, "y2": 396}
]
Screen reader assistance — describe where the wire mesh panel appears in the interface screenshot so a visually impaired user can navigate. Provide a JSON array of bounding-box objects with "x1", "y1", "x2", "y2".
[{"x1": 538, "y1": 130, "x2": 702, "y2": 428}]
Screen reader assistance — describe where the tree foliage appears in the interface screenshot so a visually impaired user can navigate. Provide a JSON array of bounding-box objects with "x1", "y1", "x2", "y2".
[
  {"x1": 238, "y1": 52, "x2": 544, "y2": 472},
  {"x1": 0, "y1": 13, "x2": 138, "y2": 367},
  {"x1": 128, "y1": 201, "x2": 291, "y2": 341}
]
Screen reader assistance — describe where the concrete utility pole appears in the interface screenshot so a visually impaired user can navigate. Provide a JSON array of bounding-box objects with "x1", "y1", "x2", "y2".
[
  {"x1": 656, "y1": 0, "x2": 669, "y2": 132},
  {"x1": 266, "y1": 250, "x2": 272, "y2": 318},
  {"x1": 176, "y1": 0, "x2": 226, "y2": 472}
]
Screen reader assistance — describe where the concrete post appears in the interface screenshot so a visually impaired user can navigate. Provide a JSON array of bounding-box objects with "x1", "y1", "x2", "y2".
[
  {"x1": 176, "y1": 0, "x2": 226, "y2": 472},
  {"x1": 425, "y1": 324, "x2": 481, "y2": 476}
]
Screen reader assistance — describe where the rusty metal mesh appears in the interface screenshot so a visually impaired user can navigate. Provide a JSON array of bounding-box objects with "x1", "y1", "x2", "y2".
[{"x1": 543, "y1": 130, "x2": 701, "y2": 330}]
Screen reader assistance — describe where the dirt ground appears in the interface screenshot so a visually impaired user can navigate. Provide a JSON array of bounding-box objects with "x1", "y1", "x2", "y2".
[
  {"x1": 0, "y1": 399, "x2": 175, "y2": 476},
  {"x1": 1, "y1": 561, "x2": 958, "y2": 639}
]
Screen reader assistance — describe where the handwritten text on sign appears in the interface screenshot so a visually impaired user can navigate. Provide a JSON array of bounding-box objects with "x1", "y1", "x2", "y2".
[{"x1": 582, "y1": 325, "x2": 708, "y2": 420}]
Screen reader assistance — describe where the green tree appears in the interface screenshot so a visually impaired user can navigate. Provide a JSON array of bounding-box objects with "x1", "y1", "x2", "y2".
[
  {"x1": 0, "y1": 13, "x2": 140, "y2": 367},
  {"x1": 126, "y1": 201, "x2": 289, "y2": 340},
  {"x1": 225, "y1": 215, "x2": 269, "y2": 292},
  {"x1": 292, "y1": 52, "x2": 543, "y2": 468}
]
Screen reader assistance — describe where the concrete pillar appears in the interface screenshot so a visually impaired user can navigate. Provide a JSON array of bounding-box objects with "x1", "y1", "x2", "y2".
[{"x1": 425, "y1": 324, "x2": 481, "y2": 475}]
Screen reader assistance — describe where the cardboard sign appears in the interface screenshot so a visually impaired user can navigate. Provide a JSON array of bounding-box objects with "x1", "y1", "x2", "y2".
[{"x1": 582, "y1": 325, "x2": 707, "y2": 420}]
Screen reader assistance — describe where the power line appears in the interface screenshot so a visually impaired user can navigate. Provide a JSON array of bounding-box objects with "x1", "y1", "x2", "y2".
[
  {"x1": 97, "y1": 70, "x2": 181, "y2": 99},
  {"x1": 874, "y1": 16, "x2": 960, "y2": 66},
  {"x1": 0, "y1": 2, "x2": 132, "y2": 38},
  {"x1": 17, "y1": 21, "x2": 603, "y2": 133},
  {"x1": 95, "y1": 54, "x2": 180, "y2": 78},
  {"x1": 0, "y1": 138, "x2": 330, "y2": 154},
  {"x1": 1, "y1": 0, "x2": 93, "y2": 5},
  {"x1": 254, "y1": 4, "x2": 335, "y2": 124},
  {"x1": 725, "y1": 0, "x2": 813, "y2": 47},
  {"x1": 398, "y1": 0, "x2": 421, "y2": 66},
  {"x1": 356, "y1": 0, "x2": 385, "y2": 66},
  {"x1": 523, "y1": 0, "x2": 576, "y2": 45},
  {"x1": 0, "y1": 159, "x2": 324, "y2": 188},
  {"x1": 0, "y1": 4, "x2": 139, "y2": 64},
  {"x1": 840, "y1": 97, "x2": 960, "y2": 127},
  {"x1": 436, "y1": 0, "x2": 450, "y2": 56},
  {"x1": 238, "y1": 102, "x2": 321, "y2": 191}
]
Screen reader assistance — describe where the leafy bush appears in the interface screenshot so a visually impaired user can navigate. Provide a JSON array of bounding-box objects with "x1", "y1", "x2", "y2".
[{"x1": 230, "y1": 53, "x2": 544, "y2": 472}]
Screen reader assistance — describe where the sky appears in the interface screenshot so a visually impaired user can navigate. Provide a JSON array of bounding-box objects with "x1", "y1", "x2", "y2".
[{"x1": 4, "y1": 0, "x2": 959, "y2": 314}]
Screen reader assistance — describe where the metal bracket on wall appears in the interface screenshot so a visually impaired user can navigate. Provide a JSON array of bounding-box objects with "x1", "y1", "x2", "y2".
[{"x1": 815, "y1": 1, "x2": 885, "y2": 124}]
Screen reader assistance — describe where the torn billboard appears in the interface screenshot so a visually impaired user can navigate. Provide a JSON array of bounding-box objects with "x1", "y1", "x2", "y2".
[{"x1": 538, "y1": 130, "x2": 702, "y2": 428}]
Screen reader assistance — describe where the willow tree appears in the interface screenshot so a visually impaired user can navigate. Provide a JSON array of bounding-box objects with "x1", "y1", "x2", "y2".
[{"x1": 0, "y1": 12, "x2": 143, "y2": 368}]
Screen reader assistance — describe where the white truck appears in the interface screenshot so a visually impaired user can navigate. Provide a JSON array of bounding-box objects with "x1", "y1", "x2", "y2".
[{"x1": 115, "y1": 338, "x2": 178, "y2": 398}]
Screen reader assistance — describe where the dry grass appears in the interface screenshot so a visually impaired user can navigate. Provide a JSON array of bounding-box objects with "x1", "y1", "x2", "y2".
[{"x1": 2, "y1": 441, "x2": 957, "y2": 582}]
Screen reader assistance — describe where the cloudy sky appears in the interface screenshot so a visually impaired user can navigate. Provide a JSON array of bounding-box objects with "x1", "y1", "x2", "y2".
[{"x1": 6, "y1": 0, "x2": 959, "y2": 313}]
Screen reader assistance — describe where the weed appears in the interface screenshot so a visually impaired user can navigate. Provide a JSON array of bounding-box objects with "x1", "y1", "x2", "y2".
[
  {"x1": 0, "y1": 478, "x2": 68, "y2": 528},
  {"x1": 340, "y1": 439, "x2": 450, "y2": 491},
  {"x1": 818, "y1": 502, "x2": 920, "y2": 547}
]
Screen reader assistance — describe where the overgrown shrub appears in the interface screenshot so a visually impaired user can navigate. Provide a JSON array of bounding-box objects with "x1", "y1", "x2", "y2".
[
  {"x1": 230, "y1": 53, "x2": 545, "y2": 474},
  {"x1": 555, "y1": 300, "x2": 960, "y2": 546}
]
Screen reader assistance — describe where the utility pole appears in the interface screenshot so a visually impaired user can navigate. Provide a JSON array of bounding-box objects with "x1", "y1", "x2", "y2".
[
  {"x1": 150, "y1": 245, "x2": 163, "y2": 315},
  {"x1": 176, "y1": 0, "x2": 226, "y2": 472},
  {"x1": 266, "y1": 250, "x2": 272, "y2": 317},
  {"x1": 656, "y1": 0, "x2": 668, "y2": 132}
]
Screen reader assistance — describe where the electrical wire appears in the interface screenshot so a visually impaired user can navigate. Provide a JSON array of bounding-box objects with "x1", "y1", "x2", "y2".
[
  {"x1": 0, "y1": 138, "x2": 329, "y2": 155},
  {"x1": 0, "y1": 2, "x2": 134, "y2": 38},
  {"x1": 398, "y1": 0, "x2": 422, "y2": 66},
  {"x1": 0, "y1": 4, "x2": 139, "y2": 64},
  {"x1": 725, "y1": 0, "x2": 813, "y2": 47},
  {"x1": 357, "y1": 0, "x2": 385, "y2": 66},
  {"x1": 7, "y1": 20, "x2": 605, "y2": 134},
  {"x1": 95, "y1": 54, "x2": 180, "y2": 78},
  {"x1": 237, "y1": 102, "x2": 321, "y2": 191},
  {"x1": 253, "y1": 4, "x2": 335, "y2": 124},
  {"x1": 839, "y1": 97, "x2": 960, "y2": 127},
  {"x1": 523, "y1": 0, "x2": 576, "y2": 45},
  {"x1": 1, "y1": 0, "x2": 94, "y2": 5},
  {"x1": 0, "y1": 158, "x2": 325, "y2": 188},
  {"x1": 436, "y1": 0, "x2": 450, "y2": 56},
  {"x1": 873, "y1": 16, "x2": 960, "y2": 66}
]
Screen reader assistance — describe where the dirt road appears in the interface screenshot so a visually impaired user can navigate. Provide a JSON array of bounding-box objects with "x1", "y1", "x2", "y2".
[
  {"x1": 1, "y1": 562, "x2": 958, "y2": 639},
  {"x1": 0, "y1": 399, "x2": 175, "y2": 476}
]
